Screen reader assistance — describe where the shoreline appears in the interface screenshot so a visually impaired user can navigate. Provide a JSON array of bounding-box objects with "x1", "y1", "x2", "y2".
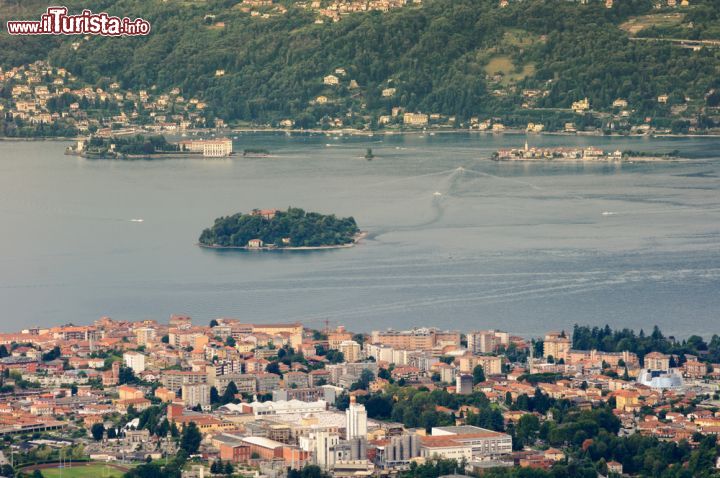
[
  {"x1": 0, "y1": 136, "x2": 80, "y2": 142},
  {"x1": 4, "y1": 129, "x2": 720, "y2": 141},
  {"x1": 198, "y1": 231, "x2": 368, "y2": 251},
  {"x1": 228, "y1": 128, "x2": 720, "y2": 138},
  {"x1": 66, "y1": 150, "x2": 220, "y2": 160}
]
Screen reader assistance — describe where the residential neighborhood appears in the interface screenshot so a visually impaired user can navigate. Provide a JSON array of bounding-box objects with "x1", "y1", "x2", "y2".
[
  {"x1": 3, "y1": 51, "x2": 718, "y2": 138},
  {"x1": 0, "y1": 318, "x2": 718, "y2": 478},
  {"x1": 0, "y1": 61, "x2": 218, "y2": 138}
]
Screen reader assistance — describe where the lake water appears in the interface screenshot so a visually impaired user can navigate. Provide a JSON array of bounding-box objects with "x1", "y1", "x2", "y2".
[{"x1": 1, "y1": 133, "x2": 719, "y2": 338}]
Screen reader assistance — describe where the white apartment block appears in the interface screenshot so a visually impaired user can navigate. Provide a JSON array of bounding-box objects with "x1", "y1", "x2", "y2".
[{"x1": 123, "y1": 351, "x2": 146, "y2": 374}]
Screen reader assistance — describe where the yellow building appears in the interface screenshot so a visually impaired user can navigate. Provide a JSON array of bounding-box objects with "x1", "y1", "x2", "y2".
[
  {"x1": 328, "y1": 328, "x2": 353, "y2": 350},
  {"x1": 403, "y1": 112, "x2": 429, "y2": 126},
  {"x1": 543, "y1": 332, "x2": 571, "y2": 361},
  {"x1": 155, "y1": 387, "x2": 176, "y2": 403},
  {"x1": 118, "y1": 386, "x2": 144, "y2": 401},
  {"x1": 339, "y1": 340, "x2": 361, "y2": 363},
  {"x1": 323, "y1": 75, "x2": 339, "y2": 85},
  {"x1": 252, "y1": 323, "x2": 303, "y2": 349},
  {"x1": 458, "y1": 354, "x2": 502, "y2": 376},
  {"x1": 644, "y1": 352, "x2": 671, "y2": 371},
  {"x1": 135, "y1": 327, "x2": 156, "y2": 346},
  {"x1": 614, "y1": 390, "x2": 640, "y2": 411},
  {"x1": 571, "y1": 97, "x2": 590, "y2": 112}
]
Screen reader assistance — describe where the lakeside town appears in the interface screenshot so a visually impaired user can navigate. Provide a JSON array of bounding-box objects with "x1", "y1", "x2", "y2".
[
  {"x1": 2, "y1": 57, "x2": 719, "y2": 140},
  {"x1": 0, "y1": 317, "x2": 718, "y2": 478},
  {"x1": 2, "y1": 1, "x2": 720, "y2": 478}
]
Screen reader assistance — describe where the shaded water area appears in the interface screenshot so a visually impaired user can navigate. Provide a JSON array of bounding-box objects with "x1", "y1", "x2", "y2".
[{"x1": 0, "y1": 133, "x2": 718, "y2": 337}]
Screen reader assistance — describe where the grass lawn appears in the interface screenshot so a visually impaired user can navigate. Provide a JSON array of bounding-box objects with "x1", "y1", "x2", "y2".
[
  {"x1": 38, "y1": 464, "x2": 127, "y2": 478},
  {"x1": 484, "y1": 55, "x2": 536, "y2": 85},
  {"x1": 619, "y1": 13, "x2": 685, "y2": 36}
]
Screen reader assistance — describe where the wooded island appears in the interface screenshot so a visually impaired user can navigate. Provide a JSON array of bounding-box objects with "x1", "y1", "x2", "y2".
[{"x1": 198, "y1": 208, "x2": 361, "y2": 250}]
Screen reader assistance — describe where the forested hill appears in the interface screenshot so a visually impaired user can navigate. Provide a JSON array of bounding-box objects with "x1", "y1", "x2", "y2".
[{"x1": 2, "y1": 0, "x2": 720, "y2": 130}]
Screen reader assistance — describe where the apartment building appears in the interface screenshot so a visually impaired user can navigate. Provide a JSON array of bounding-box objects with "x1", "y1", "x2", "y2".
[
  {"x1": 370, "y1": 328, "x2": 460, "y2": 351},
  {"x1": 645, "y1": 352, "x2": 671, "y2": 371},
  {"x1": 467, "y1": 330, "x2": 509, "y2": 354},
  {"x1": 339, "y1": 340, "x2": 361, "y2": 363},
  {"x1": 457, "y1": 354, "x2": 502, "y2": 376},
  {"x1": 543, "y1": 332, "x2": 572, "y2": 361},
  {"x1": 161, "y1": 369, "x2": 210, "y2": 392}
]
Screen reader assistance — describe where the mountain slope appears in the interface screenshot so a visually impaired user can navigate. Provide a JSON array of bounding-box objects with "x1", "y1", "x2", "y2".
[{"x1": 2, "y1": 0, "x2": 720, "y2": 129}]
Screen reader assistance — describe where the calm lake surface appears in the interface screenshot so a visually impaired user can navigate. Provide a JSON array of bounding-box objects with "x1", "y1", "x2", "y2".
[{"x1": 1, "y1": 133, "x2": 719, "y2": 337}]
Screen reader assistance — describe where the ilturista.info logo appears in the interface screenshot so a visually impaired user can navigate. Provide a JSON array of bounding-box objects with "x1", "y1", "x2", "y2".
[{"x1": 6, "y1": 6, "x2": 151, "y2": 36}]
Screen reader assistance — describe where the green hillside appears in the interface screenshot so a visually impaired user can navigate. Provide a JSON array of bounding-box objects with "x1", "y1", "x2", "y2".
[{"x1": 1, "y1": 0, "x2": 720, "y2": 132}]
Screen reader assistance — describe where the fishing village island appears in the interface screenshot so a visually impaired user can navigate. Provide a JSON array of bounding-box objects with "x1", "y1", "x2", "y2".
[{"x1": 493, "y1": 142, "x2": 680, "y2": 162}]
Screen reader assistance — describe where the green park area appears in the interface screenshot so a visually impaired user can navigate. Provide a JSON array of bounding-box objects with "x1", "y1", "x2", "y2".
[{"x1": 29, "y1": 463, "x2": 129, "y2": 478}]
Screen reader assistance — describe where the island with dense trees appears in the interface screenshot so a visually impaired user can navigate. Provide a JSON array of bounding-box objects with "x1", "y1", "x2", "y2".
[
  {"x1": 198, "y1": 207, "x2": 362, "y2": 250},
  {"x1": 66, "y1": 135, "x2": 182, "y2": 159}
]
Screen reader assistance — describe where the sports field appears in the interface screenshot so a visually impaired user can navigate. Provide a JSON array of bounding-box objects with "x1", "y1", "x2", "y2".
[{"x1": 28, "y1": 463, "x2": 128, "y2": 478}]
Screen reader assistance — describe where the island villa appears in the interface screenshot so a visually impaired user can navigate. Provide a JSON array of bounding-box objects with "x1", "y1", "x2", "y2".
[{"x1": 179, "y1": 138, "x2": 234, "y2": 157}]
